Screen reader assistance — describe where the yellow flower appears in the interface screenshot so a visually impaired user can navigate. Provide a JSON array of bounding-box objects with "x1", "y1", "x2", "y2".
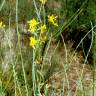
[
  {"x1": 40, "y1": 35, "x2": 47, "y2": 44},
  {"x1": 28, "y1": 18, "x2": 38, "y2": 27},
  {"x1": 48, "y1": 15, "x2": 58, "y2": 26},
  {"x1": 29, "y1": 37, "x2": 37, "y2": 48},
  {"x1": 39, "y1": 0, "x2": 47, "y2": 5},
  {"x1": 38, "y1": 24, "x2": 47, "y2": 33},
  {"x1": 0, "y1": 21, "x2": 5, "y2": 28},
  {"x1": 27, "y1": 18, "x2": 38, "y2": 32}
]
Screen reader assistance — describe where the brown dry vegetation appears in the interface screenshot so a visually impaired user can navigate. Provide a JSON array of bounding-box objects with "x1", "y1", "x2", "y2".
[{"x1": 43, "y1": 41, "x2": 93, "y2": 96}]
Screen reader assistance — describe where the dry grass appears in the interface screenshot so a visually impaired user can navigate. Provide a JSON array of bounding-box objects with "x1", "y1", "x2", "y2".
[{"x1": 43, "y1": 41, "x2": 93, "y2": 96}]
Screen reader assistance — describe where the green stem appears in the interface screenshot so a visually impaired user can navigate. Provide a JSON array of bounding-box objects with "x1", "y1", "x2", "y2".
[{"x1": 32, "y1": 49, "x2": 36, "y2": 96}]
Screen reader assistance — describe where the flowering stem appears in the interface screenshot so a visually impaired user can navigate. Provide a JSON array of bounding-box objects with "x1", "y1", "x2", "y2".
[
  {"x1": 32, "y1": 49, "x2": 36, "y2": 96},
  {"x1": 43, "y1": 4, "x2": 46, "y2": 24}
]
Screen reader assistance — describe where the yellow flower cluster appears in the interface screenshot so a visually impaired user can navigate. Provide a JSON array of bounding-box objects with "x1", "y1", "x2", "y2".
[
  {"x1": 39, "y1": 0, "x2": 47, "y2": 5},
  {"x1": 27, "y1": 18, "x2": 38, "y2": 32},
  {"x1": 29, "y1": 37, "x2": 37, "y2": 49},
  {"x1": 28, "y1": 19, "x2": 47, "y2": 48},
  {"x1": 48, "y1": 15, "x2": 58, "y2": 26},
  {"x1": 27, "y1": 15, "x2": 58, "y2": 48},
  {"x1": 0, "y1": 21, "x2": 5, "y2": 28},
  {"x1": 38, "y1": 24, "x2": 47, "y2": 33}
]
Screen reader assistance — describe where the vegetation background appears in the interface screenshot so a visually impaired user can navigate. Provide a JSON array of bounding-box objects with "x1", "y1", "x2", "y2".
[{"x1": 0, "y1": 0, "x2": 96, "y2": 96}]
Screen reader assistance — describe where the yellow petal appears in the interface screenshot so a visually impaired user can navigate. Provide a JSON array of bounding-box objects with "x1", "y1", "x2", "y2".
[{"x1": 29, "y1": 37, "x2": 37, "y2": 48}]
